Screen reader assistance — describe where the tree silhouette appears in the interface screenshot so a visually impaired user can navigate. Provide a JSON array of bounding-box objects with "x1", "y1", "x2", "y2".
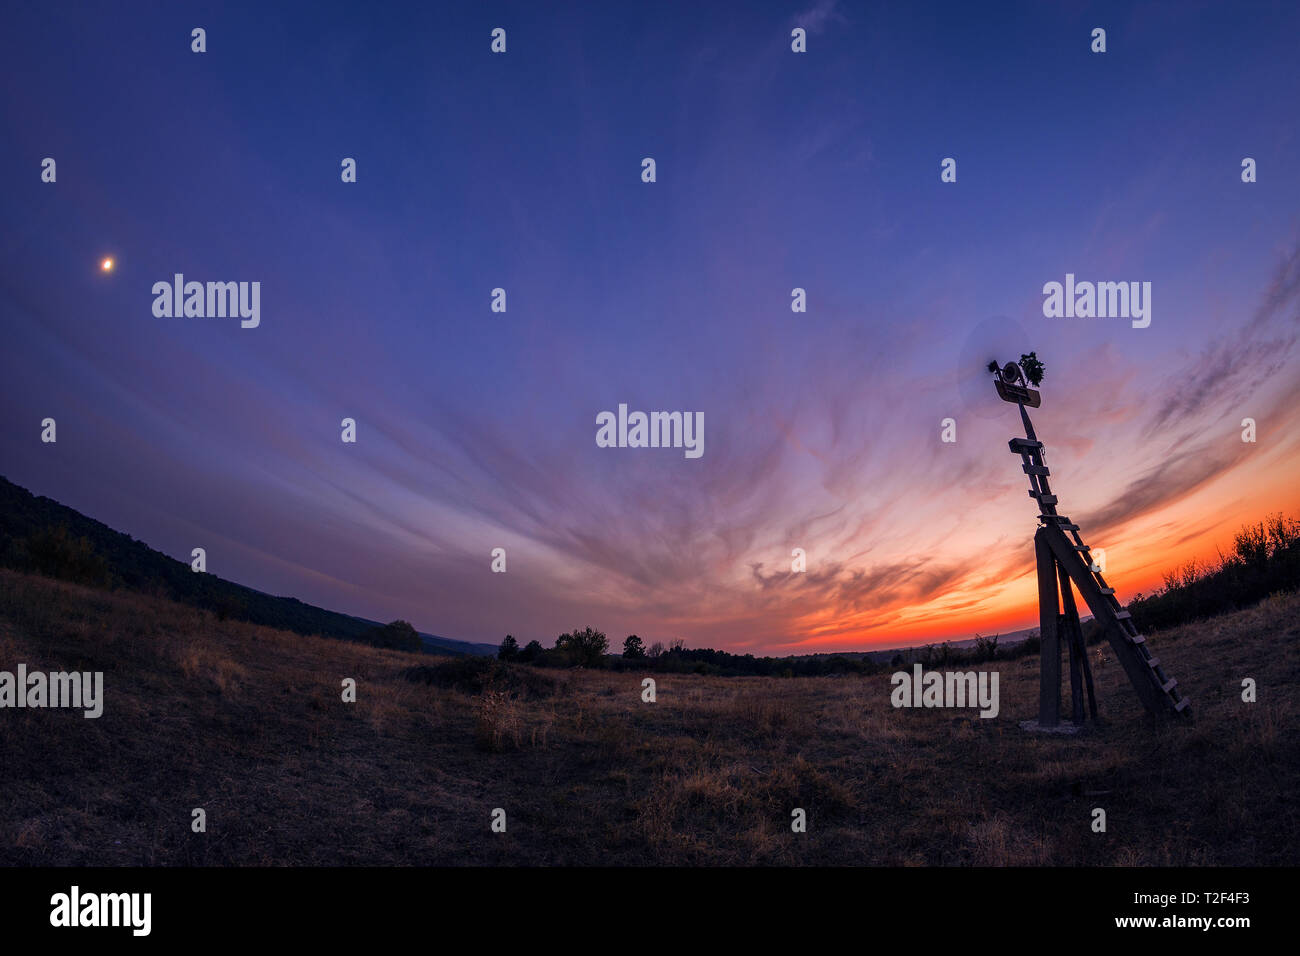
[
  {"x1": 498, "y1": 634, "x2": 519, "y2": 661},
  {"x1": 623, "y1": 634, "x2": 646, "y2": 658},
  {"x1": 555, "y1": 626, "x2": 609, "y2": 667}
]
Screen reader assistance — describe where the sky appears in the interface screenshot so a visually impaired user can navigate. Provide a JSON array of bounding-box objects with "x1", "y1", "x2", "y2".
[{"x1": 2, "y1": 0, "x2": 1298, "y2": 654}]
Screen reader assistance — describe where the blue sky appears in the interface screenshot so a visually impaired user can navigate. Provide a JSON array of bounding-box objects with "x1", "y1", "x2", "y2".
[{"x1": 2, "y1": 0, "x2": 1298, "y2": 652}]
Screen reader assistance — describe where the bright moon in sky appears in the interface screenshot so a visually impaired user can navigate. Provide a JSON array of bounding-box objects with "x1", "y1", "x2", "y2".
[{"x1": 100, "y1": 257, "x2": 114, "y2": 272}]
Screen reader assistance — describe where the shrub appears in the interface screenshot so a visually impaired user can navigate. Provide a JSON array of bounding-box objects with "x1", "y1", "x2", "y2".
[
  {"x1": 402, "y1": 657, "x2": 559, "y2": 699},
  {"x1": 213, "y1": 592, "x2": 247, "y2": 622},
  {"x1": 474, "y1": 689, "x2": 521, "y2": 752},
  {"x1": 22, "y1": 526, "x2": 109, "y2": 587},
  {"x1": 973, "y1": 633, "x2": 999, "y2": 661},
  {"x1": 363, "y1": 620, "x2": 422, "y2": 652}
]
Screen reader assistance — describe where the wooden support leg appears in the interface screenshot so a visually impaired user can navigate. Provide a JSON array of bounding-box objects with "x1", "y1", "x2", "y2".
[
  {"x1": 1035, "y1": 529, "x2": 1061, "y2": 727},
  {"x1": 1057, "y1": 562, "x2": 1086, "y2": 724},
  {"x1": 1068, "y1": 624, "x2": 1085, "y2": 723},
  {"x1": 1081, "y1": 635, "x2": 1099, "y2": 719}
]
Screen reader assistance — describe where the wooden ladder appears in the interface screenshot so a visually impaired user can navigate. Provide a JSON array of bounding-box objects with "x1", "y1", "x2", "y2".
[{"x1": 1009, "y1": 435, "x2": 1190, "y2": 719}]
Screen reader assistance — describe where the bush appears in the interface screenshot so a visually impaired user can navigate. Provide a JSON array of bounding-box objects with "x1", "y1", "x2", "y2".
[
  {"x1": 474, "y1": 689, "x2": 522, "y2": 752},
  {"x1": 402, "y1": 657, "x2": 559, "y2": 698},
  {"x1": 213, "y1": 592, "x2": 247, "y2": 622},
  {"x1": 363, "y1": 620, "x2": 422, "y2": 652},
  {"x1": 22, "y1": 526, "x2": 109, "y2": 587}
]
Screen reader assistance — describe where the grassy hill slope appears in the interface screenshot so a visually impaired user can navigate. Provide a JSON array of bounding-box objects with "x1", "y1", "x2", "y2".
[{"x1": 1, "y1": 567, "x2": 1294, "y2": 865}]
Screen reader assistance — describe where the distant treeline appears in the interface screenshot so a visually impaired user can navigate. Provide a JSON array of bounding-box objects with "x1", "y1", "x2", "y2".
[
  {"x1": 0, "y1": 476, "x2": 422, "y2": 652},
  {"x1": 1129, "y1": 513, "x2": 1300, "y2": 633},
  {"x1": 499, "y1": 625, "x2": 1042, "y2": 677}
]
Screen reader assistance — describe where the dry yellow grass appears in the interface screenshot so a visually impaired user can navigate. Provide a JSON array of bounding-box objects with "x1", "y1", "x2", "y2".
[{"x1": 0, "y1": 569, "x2": 1295, "y2": 865}]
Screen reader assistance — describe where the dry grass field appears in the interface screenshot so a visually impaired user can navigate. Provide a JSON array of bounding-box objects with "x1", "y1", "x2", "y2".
[{"x1": 1, "y1": 567, "x2": 1295, "y2": 866}]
